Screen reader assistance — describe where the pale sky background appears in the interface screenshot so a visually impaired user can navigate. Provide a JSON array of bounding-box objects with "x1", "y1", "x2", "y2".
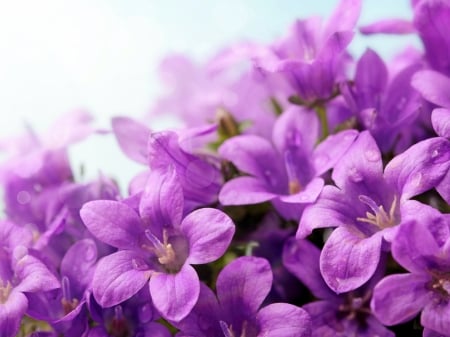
[{"x1": 0, "y1": 0, "x2": 419, "y2": 192}]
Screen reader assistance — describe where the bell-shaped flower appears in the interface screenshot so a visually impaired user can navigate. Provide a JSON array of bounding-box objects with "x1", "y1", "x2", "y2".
[
  {"x1": 371, "y1": 207, "x2": 450, "y2": 335},
  {"x1": 175, "y1": 256, "x2": 311, "y2": 337},
  {"x1": 80, "y1": 167, "x2": 235, "y2": 322},
  {"x1": 0, "y1": 221, "x2": 60, "y2": 337},
  {"x1": 219, "y1": 106, "x2": 358, "y2": 220},
  {"x1": 255, "y1": 0, "x2": 361, "y2": 103},
  {"x1": 283, "y1": 237, "x2": 393, "y2": 337},
  {"x1": 340, "y1": 48, "x2": 422, "y2": 153},
  {"x1": 298, "y1": 131, "x2": 450, "y2": 293}
]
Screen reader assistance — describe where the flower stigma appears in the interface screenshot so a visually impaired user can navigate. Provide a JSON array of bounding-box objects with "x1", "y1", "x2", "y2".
[
  {"x1": 61, "y1": 276, "x2": 79, "y2": 315},
  {"x1": 356, "y1": 195, "x2": 398, "y2": 229},
  {"x1": 284, "y1": 150, "x2": 302, "y2": 194},
  {"x1": 0, "y1": 279, "x2": 12, "y2": 304},
  {"x1": 144, "y1": 229, "x2": 187, "y2": 273},
  {"x1": 220, "y1": 320, "x2": 249, "y2": 337}
]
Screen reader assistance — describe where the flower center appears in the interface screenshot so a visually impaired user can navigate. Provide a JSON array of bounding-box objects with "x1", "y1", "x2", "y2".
[
  {"x1": 144, "y1": 229, "x2": 187, "y2": 273},
  {"x1": 356, "y1": 195, "x2": 398, "y2": 230},
  {"x1": 220, "y1": 320, "x2": 249, "y2": 337},
  {"x1": 108, "y1": 305, "x2": 130, "y2": 337},
  {"x1": 61, "y1": 276, "x2": 79, "y2": 315},
  {"x1": 429, "y1": 273, "x2": 450, "y2": 302},
  {"x1": 0, "y1": 280, "x2": 12, "y2": 304},
  {"x1": 338, "y1": 291, "x2": 372, "y2": 324},
  {"x1": 284, "y1": 150, "x2": 302, "y2": 195}
]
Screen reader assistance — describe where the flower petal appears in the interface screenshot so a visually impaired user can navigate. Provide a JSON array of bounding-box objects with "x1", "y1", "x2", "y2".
[
  {"x1": 278, "y1": 178, "x2": 324, "y2": 204},
  {"x1": 15, "y1": 254, "x2": 60, "y2": 293},
  {"x1": 111, "y1": 116, "x2": 150, "y2": 164},
  {"x1": 149, "y1": 264, "x2": 200, "y2": 322},
  {"x1": 271, "y1": 106, "x2": 319, "y2": 156},
  {"x1": 384, "y1": 137, "x2": 450, "y2": 200},
  {"x1": 256, "y1": 303, "x2": 311, "y2": 337},
  {"x1": 216, "y1": 256, "x2": 272, "y2": 322},
  {"x1": 422, "y1": 300, "x2": 450, "y2": 337},
  {"x1": 320, "y1": 227, "x2": 383, "y2": 293},
  {"x1": 360, "y1": 19, "x2": 415, "y2": 35},
  {"x1": 322, "y1": 0, "x2": 361, "y2": 40},
  {"x1": 371, "y1": 273, "x2": 430, "y2": 325},
  {"x1": 182, "y1": 208, "x2": 235, "y2": 264},
  {"x1": 80, "y1": 200, "x2": 144, "y2": 250},
  {"x1": 219, "y1": 177, "x2": 277, "y2": 206},
  {"x1": 297, "y1": 185, "x2": 359, "y2": 239},
  {"x1": 219, "y1": 135, "x2": 283, "y2": 180},
  {"x1": 0, "y1": 290, "x2": 28, "y2": 337},
  {"x1": 283, "y1": 238, "x2": 336, "y2": 300},
  {"x1": 92, "y1": 250, "x2": 150, "y2": 307},
  {"x1": 60, "y1": 239, "x2": 98, "y2": 298},
  {"x1": 432, "y1": 108, "x2": 450, "y2": 139},
  {"x1": 412, "y1": 70, "x2": 450, "y2": 108},
  {"x1": 313, "y1": 130, "x2": 359, "y2": 176},
  {"x1": 392, "y1": 209, "x2": 446, "y2": 273},
  {"x1": 139, "y1": 166, "x2": 184, "y2": 232},
  {"x1": 174, "y1": 282, "x2": 221, "y2": 336},
  {"x1": 331, "y1": 131, "x2": 384, "y2": 192}
]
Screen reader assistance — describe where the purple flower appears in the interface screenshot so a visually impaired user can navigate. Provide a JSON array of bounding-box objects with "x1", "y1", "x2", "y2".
[
  {"x1": 80, "y1": 167, "x2": 235, "y2": 321},
  {"x1": 255, "y1": 0, "x2": 361, "y2": 103},
  {"x1": 219, "y1": 106, "x2": 358, "y2": 220},
  {"x1": 26, "y1": 239, "x2": 98, "y2": 337},
  {"x1": 412, "y1": 70, "x2": 450, "y2": 203},
  {"x1": 148, "y1": 129, "x2": 222, "y2": 211},
  {"x1": 86, "y1": 287, "x2": 171, "y2": 337},
  {"x1": 371, "y1": 206, "x2": 450, "y2": 335},
  {"x1": 0, "y1": 221, "x2": 60, "y2": 337},
  {"x1": 340, "y1": 48, "x2": 422, "y2": 153},
  {"x1": 298, "y1": 131, "x2": 450, "y2": 293},
  {"x1": 175, "y1": 256, "x2": 311, "y2": 337},
  {"x1": 413, "y1": 0, "x2": 450, "y2": 75},
  {"x1": 283, "y1": 238, "x2": 393, "y2": 337}
]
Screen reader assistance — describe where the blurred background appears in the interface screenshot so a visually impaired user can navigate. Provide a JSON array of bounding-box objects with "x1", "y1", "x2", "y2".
[{"x1": 0, "y1": 0, "x2": 419, "y2": 191}]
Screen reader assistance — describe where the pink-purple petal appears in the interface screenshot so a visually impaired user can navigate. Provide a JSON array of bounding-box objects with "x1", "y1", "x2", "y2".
[
  {"x1": 182, "y1": 208, "x2": 235, "y2": 265},
  {"x1": 0, "y1": 290, "x2": 28, "y2": 337},
  {"x1": 297, "y1": 185, "x2": 356, "y2": 239},
  {"x1": 80, "y1": 200, "x2": 144, "y2": 250},
  {"x1": 216, "y1": 256, "x2": 272, "y2": 318},
  {"x1": 331, "y1": 131, "x2": 384, "y2": 191},
  {"x1": 219, "y1": 177, "x2": 277, "y2": 206},
  {"x1": 360, "y1": 19, "x2": 415, "y2": 35},
  {"x1": 422, "y1": 301, "x2": 450, "y2": 337},
  {"x1": 371, "y1": 273, "x2": 431, "y2": 326},
  {"x1": 14, "y1": 254, "x2": 60, "y2": 293},
  {"x1": 283, "y1": 238, "x2": 336, "y2": 300},
  {"x1": 320, "y1": 227, "x2": 383, "y2": 293},
  {"x1": 392, "y1": 213, "x2": 444, "y2": 273},
  {"x1": 111, "y1": 116, "x2": 150, "y2": 164},
  {"x1": 322, "y1": 0, "x2": 361, "y2": 40},
  {"x1": 411, "y1": 70, "x2": 450, "y2": 108},
  {"x1": 279, "y1": 178, "x2": 324, "y2": 204},
  {"x1": 92, "y1": 250, "x2": 150, "y2": 307},
  {"x1": 139, "y1": 167, "x2": 184, "y2": 230},
  {"x1": 384, "y1": 137, "x2": 450, "y2": 200},
  {"x1": 149, "y1": 264, "x2": 200, "y2": 322},
  {"x1": 432, "y1": 108, "x2": 450, "y2": 139},
  {"x1": 256, "y1": 303, "x2": 311, "y2": 337},
  {"x1": 313, "y1": 130, "x2": 358, "y2": 176},
  {"x1": 271, "y1": 106, "x2": 319, "y2": 156},
  {"x1": 219, "y1": 135, "x2": 282, "y2": 180}
]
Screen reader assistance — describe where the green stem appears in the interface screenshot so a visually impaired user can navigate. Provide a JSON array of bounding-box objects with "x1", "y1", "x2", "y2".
[{"x1": 316, "y1": 105, "x2": 329, "y2": 142}]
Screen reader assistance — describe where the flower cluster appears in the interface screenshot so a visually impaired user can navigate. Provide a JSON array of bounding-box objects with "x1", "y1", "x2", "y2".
[{"x1": 1, "y1": 0, "x2": 450, "y2": 336}]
